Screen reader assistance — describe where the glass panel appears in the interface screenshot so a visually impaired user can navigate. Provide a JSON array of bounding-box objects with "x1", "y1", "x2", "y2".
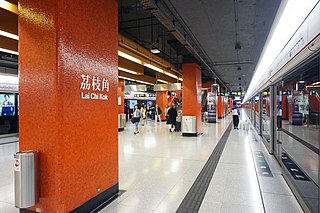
[
  {"x1": 274, "y1": 85, "x2": 283, "y2": 160},
  {"x1": 279, "y1": 63, "x2": 319, "y2": 212},
  {"x1": 262, "y1": 90, "x2": 271, "y2": 143},
  {"x1": 254, "y1": 95, "x2": 260, "y2": 132}
]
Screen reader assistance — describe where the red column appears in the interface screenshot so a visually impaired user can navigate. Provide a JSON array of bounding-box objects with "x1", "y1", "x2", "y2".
[
  {"x1": 282, "y1": 95, "x2": 288, "y2": 119},
  {"x1": 229, "y1": 98, "x2": 233, "y2": 114},
  {"x1": 217, "y1": 96, "x2": 225, "y2": 118},
  {"x1": 19, "y1": 0, "x2": 118, "y2": 212},
  {"x1": 156, "y1": 91, "x2": 167, "y2": 120},
  {"x1": 118, "y1": 79, "x2": 124, "y2": 114},
  {"x1": 182, "y1": 63, "x2": 202, "y2": 134},
  {"x1": 216, "y1": 86, "x2": 226, "y2": 118}
]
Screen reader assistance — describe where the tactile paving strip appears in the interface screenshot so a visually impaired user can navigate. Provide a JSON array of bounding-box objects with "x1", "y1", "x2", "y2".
[
  {"x1": 253, "y1": 151, "x2": 273, "y2": 177},
  {"x1": 281, "y1": 153, "x2": 310, "y2": 181},
  {"x1": 176, "y1": 123, "x2": 232, "y2": 213}
]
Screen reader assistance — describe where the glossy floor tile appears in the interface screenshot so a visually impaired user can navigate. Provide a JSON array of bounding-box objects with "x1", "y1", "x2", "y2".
[
  {"x1": 104, "y1": 117, "x2": 232, "y2": 213},
  {"x1": 0, "y1": 112, "x2": 305, "y2": 213}
]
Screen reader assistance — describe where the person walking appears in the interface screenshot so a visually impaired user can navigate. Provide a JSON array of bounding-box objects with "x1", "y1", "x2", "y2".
[
  {"x1": 155, "y1": 104, "x2": 162, "y2": 124},
  {"x1": 167, "y1": 104, "x2": 177, "y2": 132},
  {"x1": 133, "y1": 105, "x2": 141, "y2": 134},
  {"x1": 232, "y1": 101, "x2": 240, "y2": 129},
  {"x1": 165, "y1": 104, "x2": 170, "y2": 121},
  {"x1": 124, "y1": 103, "x2": 129, "y2": 122},
  {"x1": 140, "y1": 105, "x2": 146, "y2": 126}
]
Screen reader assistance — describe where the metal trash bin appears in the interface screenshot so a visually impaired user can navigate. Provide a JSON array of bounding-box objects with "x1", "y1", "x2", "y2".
[
  {"x1": 182, "y1": 116, "x2": 197, "y2": 136},
  {"x1": 14, "y1": 151, "x2": 38, "y2": 208},
  {"x1": 118, "y1": 114, "x2": 126, "y2": 131}
]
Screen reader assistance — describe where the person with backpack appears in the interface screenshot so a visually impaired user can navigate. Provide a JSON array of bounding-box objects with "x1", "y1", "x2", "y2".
[{"x1": 232, "y1": 101, "x2": 240, "y2": 129}]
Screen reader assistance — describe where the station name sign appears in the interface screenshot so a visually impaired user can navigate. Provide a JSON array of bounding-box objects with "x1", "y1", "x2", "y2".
[
  {"x1": 80, "y1": 74, "x2": 110, "y2": 101},
  {"x1": 230, "y1": 91, "x2": 243, "y2": 96}
]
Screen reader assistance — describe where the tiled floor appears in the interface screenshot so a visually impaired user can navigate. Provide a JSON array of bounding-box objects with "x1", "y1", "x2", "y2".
[
  {"x1": 0, "y1": 112, "x2": 305, "y2": 213},
  {"x1": 0, "y1": 142, "x2": 18, "y2": 213},
  {"x1": 100, "y1": 112, "x2": 303, "y2": 213}
]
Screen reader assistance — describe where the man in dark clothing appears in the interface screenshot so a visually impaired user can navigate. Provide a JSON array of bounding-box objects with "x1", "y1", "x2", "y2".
[
  {"x1": 232, "y1": 101, "x2": 240, "y2": 129},
  {"x1": 124, "y1": 103, "x2": 129, "y2": 122},
  {"x1": 166, "y1": 105, "x2": 177, "y2": 132}
]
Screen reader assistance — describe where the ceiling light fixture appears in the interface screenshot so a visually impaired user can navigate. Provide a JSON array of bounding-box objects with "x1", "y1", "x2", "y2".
[
  {"x1": 118, "y1": 67, "x2": 139, "y2": 75},
  {"x1": 312, "y1": 81, "x2": 320, "y2": 85},
  {"x1": 150, "y1": 48, "x2": 160, "y2": 54},
  {"x1": 118, "y1": 50, "x2": 181, "y2": 80},
  {"x1": 0, "y1": 30, "x2": 19, "y2": 40},
  {"x1": 0, "y1": 0, "x2": 18, "y2": 14},
  {"x1": 144, "y1": 63, "x2": 164, "y2": 73},
  {"x1": 163, "y1": 71, "x2": 178, "y2": 79},
  {"x1": 157, "y1": 79, "x2": 168, "y2": 84},
  {"x1": 0, "y1": 47, "x2": 19, "y2": 55},
  {"x1": 118, "y1": 76, "x2": 154, "y2": 86},
  {"x1": 118, "y1": 50, "x2": 142, "y2": 64}
]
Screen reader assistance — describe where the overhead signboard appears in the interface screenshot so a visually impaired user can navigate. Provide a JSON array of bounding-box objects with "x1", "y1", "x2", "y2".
[
  {"x1": 154, "y1": 83, "x2": 182, "y2": 91},
  {"x1": 281, "y1": 91, "x2": 292, "y2": 96},
  {"x1": 296, "y1": 81, "x2": 306, "y2": 91},
  {"x1": 168, "y1": 83, "x2": 182, "y2": 91},
  {"x1": 310, "y1": 90, "x2": 317, "y2": 96},
  {"x1": 124, "y1": 91, "x2": 156, "y2": 100},
  {"x1": 211, "y1": 84, "x2": 219, "y2": 93},
  {"x1": 217, "y1": 92, "x2": 230, "y2": 96},
  {"x1": 124, "y1": 84, "x2": 147, "y2": 92},
  {"x1": 153, "y1": 84, "x2": 168, "y2": 91},
  {"x1": 0, "y1": 83, "x2": 18, "y2": 92}
]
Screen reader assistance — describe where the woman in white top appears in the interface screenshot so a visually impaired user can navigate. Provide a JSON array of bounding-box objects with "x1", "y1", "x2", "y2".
[{"x1": 133, "y1": 105, "x2": 141, "y2": 134}]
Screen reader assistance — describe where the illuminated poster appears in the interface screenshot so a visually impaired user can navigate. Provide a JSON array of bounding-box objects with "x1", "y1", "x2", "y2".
[{"x1": 0, "y1": 93, "x2": 15, "y2": 116}]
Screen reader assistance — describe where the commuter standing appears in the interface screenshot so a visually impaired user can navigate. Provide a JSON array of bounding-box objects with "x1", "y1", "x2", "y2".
[
  {"x1": 276, "y1": 102, "x2": 282, "y2": 128},
  {"x1": 124, "y1": 103, "x2": 129, "y2": 122},
  {"x1": 165, "y1": 104, "x2": 170, "y2": 121},
  {"x1": 140, "y1": 105, "x2": 146, "y2": 126},
  {"x1": 175, "y1": 102, "x2": 182, "y2": 131},
  {"x1": 232, "y1": 101, "x2": 240, "y2": 129},
  {"x1": 133, "y1": 105, "x2": 141, "y2": 134},
  {"x1": 167, "y1": 104, "x2": 177, "y2": 132},
  {"x1": 155, "y1": 104, "x2": 162, "y2": 124}
]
